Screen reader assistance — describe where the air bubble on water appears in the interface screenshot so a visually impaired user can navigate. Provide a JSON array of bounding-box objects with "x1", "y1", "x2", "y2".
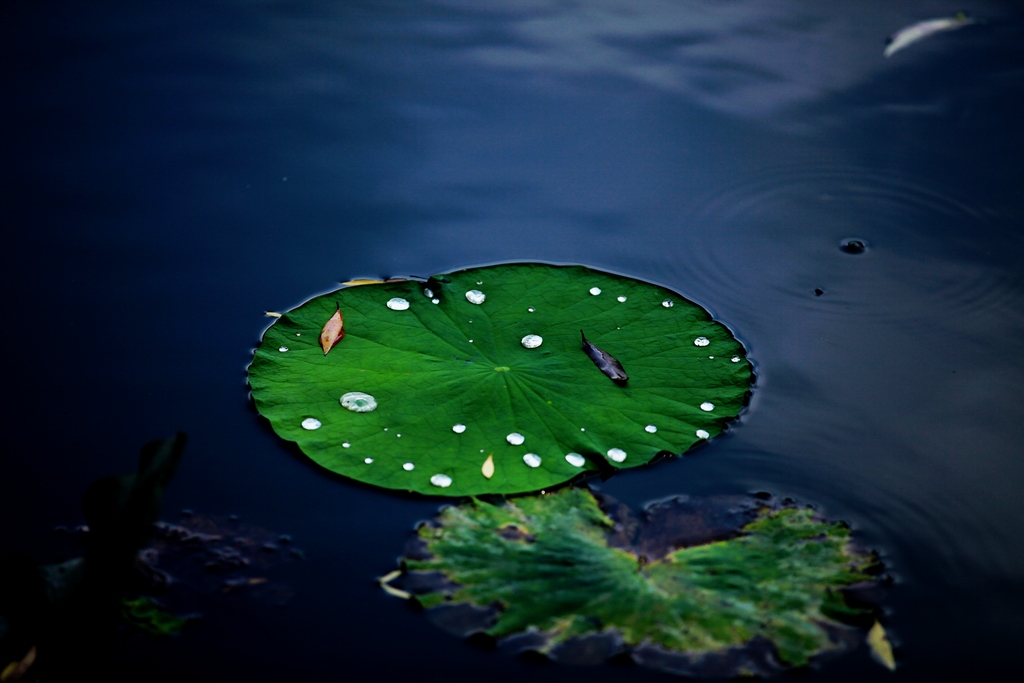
[
  {"x1": 452, "y1": 424, "x2": 466, "y2": 434},
  {"x1": 700, "y1": 402, "x2": 715, "y2": 412},
  {"x1": 528, "y1": 307, "x2": 535, "y2": 312},
  {"x1": 617, "y1": 296, "x2": 626, "y2": 302},
  {"x1": 403, "y1": 462, "x2": 415, "y2": 471},
  {"x1": 694, "y1": 336, "x2": 710, "y2": 347},
  {"x1": 523, "y1": 453, "x2": 541, "y2": 468},
  {"x1": 662, "y1": 299, "x2": 674, "y2": 308},
  {"x1": 607, "y1": 448, "x2": 627, "y2": 463},
  {"x1": 278, "y1": 346, "x2": 289, "y2": 352},
  {"x1": 342, "y1": 442, "x2": 351, "y2": 448},
  {"x1": 424, "y1": 288, "x2": 434, "y2": 298},
  {"x1": 301, "y1": 418, "x2": 321, "y2": 430},
  {"x1": 521, "y1": 334, "x2": 543, "y2": 349},
  {"x1": 432, "y1": 298, "x2": 439, "y2": 304},
  {"x1": 506, "y1": 432, "x2": 525, "y2": 446},
  {"x1": 364, "y1": 457, "x2": 374, "y2": 464},
  {"x1": 466, "y1": 290, "x2": 486, "y2": 305},
  {"x1": 565, "y1": 453, "x2": 585, "y2": 467},
  {"x1": 645, "y1": 424, "x2": 657, "y2": 433},
  {"x1": 386, "y1": 298, "x2": 410, "y2": 311},
  {"x1": 731, "y1": 356, "x2": 741, "y2": 362},
  {"x1": 340, "y1": 392, "x2": 377, "y2": 412},
  {"x1": 696, "y1": 429, "x2": 710, "y2": 439},
  {"x1": 430, "y1": 473, "x2": 453, "y2": 488},
  {"x1": 589, "y1": 287, "x2": 602, "y2": 296}
]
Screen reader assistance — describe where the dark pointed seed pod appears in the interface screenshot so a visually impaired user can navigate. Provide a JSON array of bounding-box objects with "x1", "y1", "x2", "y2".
[{"x1": 581, "y1": 330, "x2": 628, "y2": 383}]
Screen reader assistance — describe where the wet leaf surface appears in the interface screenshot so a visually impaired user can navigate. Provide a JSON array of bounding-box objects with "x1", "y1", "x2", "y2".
[
  {"x1": 385, "y1": 487, "x2": 886, "y2": 676},
  {"x1": 249, "y1": 263, "x2": 752, "y2": 495}
]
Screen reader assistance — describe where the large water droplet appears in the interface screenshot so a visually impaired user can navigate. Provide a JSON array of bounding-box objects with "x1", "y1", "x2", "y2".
[
  {"x1": 342, "y1": 442, "x2": 351, "y2": 448},
  {"x1": 386, "y1": 298, "x2": 410, "y2": 311},
  {"x1": 565, "y1": 453, "x2": 585, "y2": 467},
  {"x1": 523, "y1": 453, "x2": 541, "y2": 468},
  {"x1": 452, "y1": 424, "x2": 466, "y2": 434},
  {"x1": 700, "y1": 402, "x2": 715, "y2": 411},
  {"x1": 731, "y1": 356, "x2": 741, "y2": 363},
  {"x1": 423, "y1": 287, "x2": 434, "y2": 298},
  {"x1": 695, "y1": 429, "x2": 710, "y2": 439},
  {"x1": 430, "y1": 473, "x2": 453, "y2": 488},
  {"x1": 301, "y1": 418, "x2": 321, "y2": 430},
  {"x1": 694, "y1": 336, "x2": 710, "y2": 347},
  {"x1": 521, "y1": 334, "x2": 543, "y2": 349},
  {"x1": 528, "y1": 307, "x2": 535, "y2": 312},
  {"x1": 465, "y1": 290, "x2": 486, "y2": 305},
  {"x1": 617, "y1": 296, "x2": 627, "y2": 302},
  {"x1": 644, "y1": 424, "x2": 657, "y2": 433},
  {"x1": 589, "y1": 287, "x2": 602, "y2": 296},
  {"x1": 432, "y1": 298, "x2": 440, "y2": 304},
  {"x1": 607, "y1": 448, "x2": 627, "y2": 463},
  {"x1": 662, "y1": 299, "x2": 674, "y2": 308},
  {"x1": 340, "y1": 392, "x2": 378, "y2": 412},
  {"x1": 506, "y1": 432, "x2": 525, "y2": 445},
  {"x1": 402, "y1": 462, "x2": 415, "y2": 471},
  {"x1": 364, "y1": 457, "x2": 374, "y2": 464},
  {"x1": 278, "y1": 346, "x2": 289, "y2": 352}
]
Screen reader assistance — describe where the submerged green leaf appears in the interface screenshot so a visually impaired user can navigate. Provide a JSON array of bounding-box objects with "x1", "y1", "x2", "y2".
[
  {"x1": 388, "y1": 488, "x2": 884, "y2": 675},
  {"x1": 121, "y1": 597, "x2": 189, "y2": 636},
  {"x1": 249, "y1": 263, "x2": 752, "y2": 495}
]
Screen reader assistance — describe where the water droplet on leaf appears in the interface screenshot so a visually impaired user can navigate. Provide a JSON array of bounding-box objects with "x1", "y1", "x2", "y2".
[
  {"x1": 432, "y1": 298, "x2": 439, "y2": 304},
  {"x1": 607, "y1": 448, "x2": 627, "y2": 463},
  {"x1": 452, "y1": 424, "x2": 466, "y2": 434},
  {"x1": 403, "y1": 462, "x2": 415, "y2": 471},
  {"x1": 423, "y1": 288, "x2": 433, "y2": 298},
  {"x1": 506, "y1": 432, "x2": 525, "y2": 445},
  {"x1": 589, "y1": 287, "x2": 601, "y2": 296},
  {"x1": 523, "y1": 453, "x2": 541, "y2": 468},
  {"x1": 465, "y1": 290, "x2": 486, "y2": 304},
  {"x1": 565, "y1": 453, "x2": 585, "y2": 467},
  {"x1": 301, "y1": 418, "x2": 321, "y2": 430},
  {"x1": 386, "y1": 298, "x2": 410, "y2": 311},
  {"x1": 521, "y1": 334, "x2": 543, "y2": 349},
  {"x1": 694, "y1": 336, "x2": 710, "y2": 347},
  {"x1": 696, "y1": 429, "x2": 710, "y2": 439},
  {"x1": 364, "y1": 457, "x2": 373, "y2": 464},
  {"x1": 278, "y1": 346, "x2": 289, "y2": 352},
  {"x1": 700, "y1": 402, "x2": 715, "y2": 411},
  {"x1": 617, "y1": 296, "x2": 627, "y2": 302},
  {"x1": 430, "y1": 473, "x2": 453, "y2": 488},
  {"x1": 527, "y1": 307, "x2": 535, "y2": 312},
  {"x1": 340, "y1": 392, "x2": 378, "y2": 412},
  {"x1": 645, "y1": 424, "x2": 657, "y2": 433},
  {"x1": 342, "y1": 442, "x2": 351, "y2": 448},
  {"x1": 731, "y1": 356, "x2": 741, "y2": 363},
  {"x1": 662, "y1": 299, "x2": 674, "y2": 308}
]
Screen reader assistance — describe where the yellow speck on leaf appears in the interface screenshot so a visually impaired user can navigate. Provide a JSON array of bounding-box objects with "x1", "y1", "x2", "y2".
[
  {"x1": 867, "y1": 621, "x2": 896, "y2": 670},
  {"x1": 482, "y1": 454, "x2": 495, "y2": 479}
]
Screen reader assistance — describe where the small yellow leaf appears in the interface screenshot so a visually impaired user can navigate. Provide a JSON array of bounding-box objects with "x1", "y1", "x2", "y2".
[
  {"x1": 341, "y1": 279, "x2": 385, "y2": 286},
  {"x1": 867, "y1": 621, "x2": 896, "y2": 671},
  {"x1": 482, "y1": 454, "x2": 495, "y2": 479},
  {"x1": 1, "y1": 646, "x2": 36, "y2": 682},
  {"x1": 378, "y1": 569, "x2": 411, "y2": 599},
  {"x1": 264, "y1": 311, "x2": 283, "y2": 318},
  {"x1": 319, "y1": 306, "x2": 344, "y2": 355}
]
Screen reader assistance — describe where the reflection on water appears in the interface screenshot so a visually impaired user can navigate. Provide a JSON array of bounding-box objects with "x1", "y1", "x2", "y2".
[{"x1": 3, "y1": 0, "x2": 1023, "y2": 680}]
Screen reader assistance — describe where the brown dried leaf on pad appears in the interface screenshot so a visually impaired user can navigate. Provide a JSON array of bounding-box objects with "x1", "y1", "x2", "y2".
[{"x1": 319, "y1": 305, "x2": 344, "y2": 355}]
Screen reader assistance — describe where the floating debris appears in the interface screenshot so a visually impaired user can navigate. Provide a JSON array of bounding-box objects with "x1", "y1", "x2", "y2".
[
  {"x1": 465, "y1": 290, "x2": 486, "y2": 305},
  {"x1": 840, "y1": 238, "x2": 867, "y2": 254},
  {"x1": 694, "y1": 336, "x2": 710, "y2": 347},
  {"x1": 430, "y1": 474, "x2": 453, "y2": 488},
  {"x1": 340, "y1": 392, "x2": 377, "y2": 413},
  {"x1": 482, "y1": 454, "x2": 495, "y2": 479},
  {"x1": 607, "y1": 448, "x2": 626, "y2": 463},
  {"x1": 523, "y1": 453, "x2": 541, "y2": 468},
  {"x1": 319, "y1": 305, "x2": 345, "y2": 355},
  {"x1": 452, "y1": 424, "x2": 466, "y2": 434},
  {"x1": 885, "y1": 13, "x2": 974, "y2": 58},
  {"x1": 507, "y1": 433, "x2": 525, "y2": 446},
  {"x1": 300, "y1": 418, "x2": 321, "y2": 430},
  {"x1": 521, "y1": 334, "x2": 543, "y2": 349},
  {"x1": 386, "y1": 297, "x2": 410, "y2": 311},
  {"x1": 581, "y1": 331, "x2": 628, "y2": 382},
  {"x1": 867, "y1": 621, "x2": 897, "y2": 670},
  {"x1": 565, "y1": 453, "x2": 586, "y2": 468}
]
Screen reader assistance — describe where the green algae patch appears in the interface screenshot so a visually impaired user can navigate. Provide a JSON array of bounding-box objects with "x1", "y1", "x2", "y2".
[
  {"x1": 383, "y1": 488, "x2": 886, "y2": 676},
  {"x1": 248, "y1": 263, "x2": 752, "y2": 496}
]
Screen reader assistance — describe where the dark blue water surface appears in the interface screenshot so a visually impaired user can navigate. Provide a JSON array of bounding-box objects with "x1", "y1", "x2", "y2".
[{"x1": 3, "y1": 1, "x2": 1023, "y2": 680}]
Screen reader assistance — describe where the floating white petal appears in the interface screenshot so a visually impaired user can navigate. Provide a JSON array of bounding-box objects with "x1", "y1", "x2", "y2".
[
  {"x1": 523, "y1": 453, "x2": 541, "y2": 468},
  {"x1": 386, "y1": 297, "x2": 410, "y2": 311},
  {"x1": 607, "y1": 448, "x2": 627, "y2": 463},
  {"x1": 506, "y1": 432, "x2": 525, "y2": 445},
  {"x1": 617, "y1": 296, "x2": 627, "y2": 302},
  {"x1": 430, "y1": 473, "x2": 453, "y2": 488},
  {"x1": 465, "y1": 290, "x2": 486, "y2": 304},
  {"x1": 521, "y1": 334, "x2": 543, "y2": 349},
  {"x1": 301, "y1": 418, "x2": 321, "y2": 430},
  {"x1": 700, "y1": 402, "x2": 715, "y2": 411},
  {"x1": 340, "y1": 392, "x2": 377, "y2": 412},
  {"x1": 565, "y1": 453, "x2": 586, "y2": 467}
]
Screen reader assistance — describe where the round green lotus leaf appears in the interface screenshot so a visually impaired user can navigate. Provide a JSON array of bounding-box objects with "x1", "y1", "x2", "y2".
[{"x1": 248, "y1": 263, "x2": 752, "y2": 495}]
